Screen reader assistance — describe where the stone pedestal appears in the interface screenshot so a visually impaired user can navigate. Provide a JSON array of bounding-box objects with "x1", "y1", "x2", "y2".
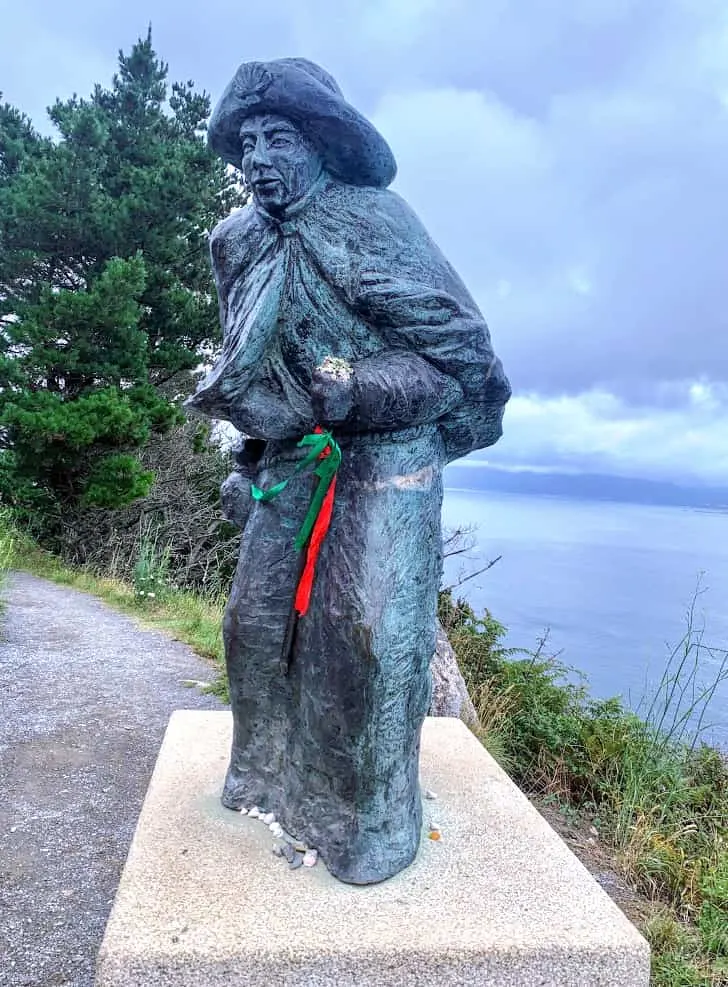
[{"x1": 95, "y1": 712, "x2": 650, "y2": 986}]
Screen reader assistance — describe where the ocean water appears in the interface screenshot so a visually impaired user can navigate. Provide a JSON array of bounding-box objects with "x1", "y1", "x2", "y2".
[{"x1": 441, "y1": 488, "x2": 728, "y2": 750}]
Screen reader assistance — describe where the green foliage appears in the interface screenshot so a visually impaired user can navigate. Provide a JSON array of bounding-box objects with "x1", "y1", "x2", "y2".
[
  {"x1": 132, "y1": 523, "x2": 171, "y2": 602},
  {"x1": 0, "y1": 509, "x2": 15, "y2": 592},
  {"x1": 84, "y1": 454, "x2": 155, "y2": 508},
  {"x1": 646, "y1": 911, "x2": 725, "y2": 987},
  {"x1": 4, "y1": 516, "x2": 727, "y2": 985},
  {"x1": 0, "y1": 30, "x2": 242, "y2": 533},
  {"x1": 1, "y1": 381, "x2": 179, "y2": 517},
  {"x1": 699, "y1": 854, "x2": 728, "y2": 957},
  {"x1": 5, "y1": 507, "x2": 224, "y2": 661},
  {"x1": 441, "y1": 588, "x2": 728, "y2": 985},
  {"x1": 439, "y1": 589, "x2": 597, "y2": 797},
  {"x1": 47, "y1": 417, "x2": 241, "y2": 594},
  {"x1": 636, "y1": 580, "x2": 728, "y2": 749}
]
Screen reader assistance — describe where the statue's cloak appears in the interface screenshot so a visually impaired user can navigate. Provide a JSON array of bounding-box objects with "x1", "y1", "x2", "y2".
[
  {"x1": 187, "y1": 178, "x2": 510, "y2": 460},
  {"x1": 185, "y1": 177, "x2": 511, "y2": 883}
]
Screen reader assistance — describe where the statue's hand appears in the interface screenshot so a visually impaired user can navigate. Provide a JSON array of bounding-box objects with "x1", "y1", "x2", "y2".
[
  {"x1": 311, "y1": 363, "x2": 355, "y2": 427},
  {"x1": 220, "y1": 471, "x2": 253, "y2": 530}
]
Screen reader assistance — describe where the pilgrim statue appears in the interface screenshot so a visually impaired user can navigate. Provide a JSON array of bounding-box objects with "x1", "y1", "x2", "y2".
[{"x1": 186, "y1": 57, "x2": 510, "y2": 884}]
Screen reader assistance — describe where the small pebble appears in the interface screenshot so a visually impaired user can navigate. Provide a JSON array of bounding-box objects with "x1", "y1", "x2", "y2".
[
  {"x1": 239, "y1": 808, "x2": 248, "y2": 816},
  {"x1": 262, "y1": 812, "x2": 276, "y2": 825},
  {"x1": 302, "y1": 849, "x2": 318, "y2": 868},
  {"x1": 428, "y1": 830, "x2": 441, "y2": 841},
  {"x1": 270, "y1": 822, "x2": 283, "y2": 837},
  {"x1": 281, "y1": 843, "x2": 297, "y2": 864},
  {"x1": 248, "y1": 807, "x2": 260, "y2": 819},
  {"x1": 289, "y1": 851, "x2": 305, "y2": 870},
  {"x1": 272, "y1": 845, "x2": 284, "y2": 858},
  {"x1": 424, "y1": 789, "x2": 438, "y2": 800}
]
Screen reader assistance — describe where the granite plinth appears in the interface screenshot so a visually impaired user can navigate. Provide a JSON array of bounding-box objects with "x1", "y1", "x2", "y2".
[{"x1": 95, "y1": 712, "x2": 650, "y2": 986}]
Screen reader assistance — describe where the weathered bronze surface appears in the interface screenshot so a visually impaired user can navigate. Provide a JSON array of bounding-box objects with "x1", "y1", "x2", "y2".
[{"x1": 186, "y1": 57, "x2": 510, "y2": 884}]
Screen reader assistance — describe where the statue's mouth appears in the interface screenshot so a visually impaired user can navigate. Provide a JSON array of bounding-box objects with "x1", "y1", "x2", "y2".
[{"x1": 253, "y1": 178, "x2": 281, "y2": 193}]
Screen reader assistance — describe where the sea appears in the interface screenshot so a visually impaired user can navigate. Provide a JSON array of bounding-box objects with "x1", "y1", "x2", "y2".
[{"x1": 441, "y1": 488, "x2": 728, "y2": 751}]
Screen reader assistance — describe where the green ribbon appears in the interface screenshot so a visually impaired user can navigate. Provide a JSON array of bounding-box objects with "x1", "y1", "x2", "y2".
[{"x1": 251, "y1": 431, "x2": 342, "y2": 551}]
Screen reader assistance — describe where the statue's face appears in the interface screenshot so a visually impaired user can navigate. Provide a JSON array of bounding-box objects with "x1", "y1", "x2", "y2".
[{"x1": 240, "y1": 113, "x2": 322, "y2": 214}]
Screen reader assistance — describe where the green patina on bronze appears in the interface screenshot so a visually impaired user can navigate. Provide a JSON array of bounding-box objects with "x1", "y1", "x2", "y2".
[{"x1": 186, "y1": 57, "x2": 510, "y2": 885}]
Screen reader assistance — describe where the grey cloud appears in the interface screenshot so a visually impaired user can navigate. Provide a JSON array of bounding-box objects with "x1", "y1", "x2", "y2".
[
  {"x1": 371, "y1": 45, "x2": 728, "y2": 398},
  {"x1": 2, "y1": 0, "x2": 728, "y2": 478},
  {"x1": 477, "y1": 390, "x2": 728, "y2": 486}
]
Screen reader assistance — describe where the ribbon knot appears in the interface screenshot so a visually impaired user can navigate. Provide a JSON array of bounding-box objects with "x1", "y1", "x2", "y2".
[{"x1": 251, "y1": 428, "x2": 341, "y2": 616}]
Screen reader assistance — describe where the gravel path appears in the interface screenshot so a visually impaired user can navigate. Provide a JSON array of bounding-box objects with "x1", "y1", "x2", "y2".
[{"x1": 0, "y1": 572, "x2": 225, "y2": 987}]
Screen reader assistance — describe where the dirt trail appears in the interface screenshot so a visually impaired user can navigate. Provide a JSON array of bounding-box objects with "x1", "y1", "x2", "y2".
[{"x1": 0, "y1": 572, "x2": 224, "y2": 987}]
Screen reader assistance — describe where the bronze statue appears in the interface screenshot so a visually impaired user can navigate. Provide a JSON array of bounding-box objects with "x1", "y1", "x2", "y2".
[{"x1": 186, "y1": 57, "x2": 510, "y2": 884}]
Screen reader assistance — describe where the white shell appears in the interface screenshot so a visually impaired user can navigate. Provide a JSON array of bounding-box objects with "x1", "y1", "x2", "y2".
[
  {"x1": 248, "y1": 806, "x2": 260, "y2": 819},
  {"x1": 270, "y1": 822, "x2": 283, "y2": 837},
  {"x1": 239, "y1": 808, "x2": 248, "y2": 816},
  {"x1": 262, "y1": 812, "x2": 276, "y2": 825},
  {"x1": 302, "y1": 849, "x2": 318, "y2": 867}
]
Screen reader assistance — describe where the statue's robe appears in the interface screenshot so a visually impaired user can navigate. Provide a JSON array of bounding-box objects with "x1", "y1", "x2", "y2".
[{"x1": 187, "y1": 177, "x2": 510, "y2": 884}]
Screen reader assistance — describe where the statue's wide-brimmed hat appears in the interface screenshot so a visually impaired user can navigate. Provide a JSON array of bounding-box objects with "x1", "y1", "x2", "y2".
[{"x1": 208, "y1": 57, "x2": 397, "y2": 188}]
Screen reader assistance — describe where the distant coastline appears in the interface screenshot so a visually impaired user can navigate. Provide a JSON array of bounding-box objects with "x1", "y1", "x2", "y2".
[{"x1": 444, "y1": 463, "x2": 728, "y2": 511}]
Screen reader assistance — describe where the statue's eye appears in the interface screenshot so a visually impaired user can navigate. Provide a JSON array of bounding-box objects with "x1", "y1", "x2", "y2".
[{"x1": 270, "y1": 135, "x2": 293, "y2": 149}]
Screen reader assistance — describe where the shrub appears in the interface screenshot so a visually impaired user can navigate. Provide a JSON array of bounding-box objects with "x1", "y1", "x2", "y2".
[
  {"x1": 132, "y1": 523, "x2": 171, "y2": 604},
  {"x1": 441, "y1": 587, "x2": 728, "y2": 930},
  {"x1": 699, "y1": 853, "x2": 728, "y2": 957}
]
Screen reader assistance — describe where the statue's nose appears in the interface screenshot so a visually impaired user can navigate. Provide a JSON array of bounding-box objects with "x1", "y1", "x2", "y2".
[{"x1": 251, "y1": 138, "x2": 272, "y2": 168}]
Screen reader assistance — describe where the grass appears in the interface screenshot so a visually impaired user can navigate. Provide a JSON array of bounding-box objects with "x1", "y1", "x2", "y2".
[
  {"x1": 646, "y1": 909, "x2": 728, "y2": 987},
  {"x1": 0, "y1": 509, "x2": 16, "y2": 613},
  {"x1": 2, "y1": 511, "x2": 727, "y2": 986},
  {"x1": 7, "y1": 522, "x2": 229, "y2": 697},
  {"x1": 439, "y1": 589, "x2": 728, "y2": 987}
]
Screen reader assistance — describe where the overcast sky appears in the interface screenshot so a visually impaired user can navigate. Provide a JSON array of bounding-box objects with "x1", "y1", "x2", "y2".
[{"x1": 2, "y1": 0, "x2": 727, "y2": 485}]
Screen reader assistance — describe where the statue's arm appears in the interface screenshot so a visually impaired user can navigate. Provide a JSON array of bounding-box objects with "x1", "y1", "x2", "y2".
[
  {"x1": 312, "y1": 273, "x2": 491, "y2": 432},
  {"x1": 311, "y1": 188, "x2": 507, "y2": 433},
  {"x1": 207, "y1": 205, "x2": 258, "y2": 343},
  {"x1": 220, "y1": 438, "x2": 267, "y2": 531},
  {"x1": 312, "y1": 348, "x2": 463, "y2": 432}
]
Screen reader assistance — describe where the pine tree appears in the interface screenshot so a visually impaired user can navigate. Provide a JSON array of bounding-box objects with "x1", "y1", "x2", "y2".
[{"x1": 0, "y1": 30, "x2": 242, "y2": 534}]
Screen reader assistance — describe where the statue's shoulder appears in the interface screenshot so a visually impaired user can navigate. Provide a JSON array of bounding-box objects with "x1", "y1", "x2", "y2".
[
  {"x1": 208, "y1": 204, "x2": 261, "y2": 280},
  {"x1": 321, "y1": 182, "x2": 420, "y2": 226},
  {"x1": 320, "y1": 182, "x2": 482, "y2": 313}
]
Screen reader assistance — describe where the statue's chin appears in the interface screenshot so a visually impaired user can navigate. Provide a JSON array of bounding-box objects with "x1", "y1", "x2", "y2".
[{"x1": 252, "y1": 188, "x2": 287, "y2": 214}]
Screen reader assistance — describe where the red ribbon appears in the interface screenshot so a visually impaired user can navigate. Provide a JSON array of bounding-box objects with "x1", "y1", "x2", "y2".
[
  {"x1": 294, "y1": 474, "x2": 337, "y2": 616},
  {"x1": 293, "y1": 427, "x2": 338, "y2": 617}
]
